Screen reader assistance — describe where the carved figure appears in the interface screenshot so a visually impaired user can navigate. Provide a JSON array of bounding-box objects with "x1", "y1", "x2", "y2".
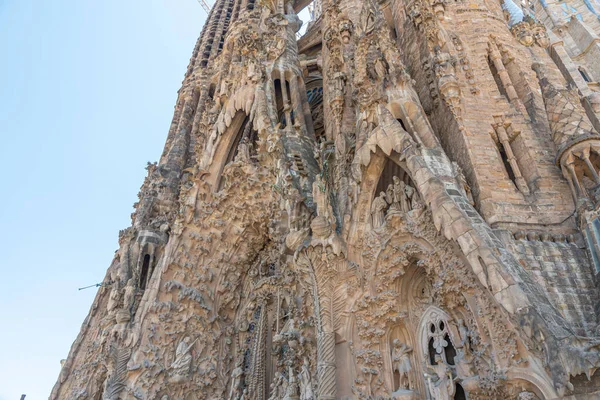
[
  {"x1": 404, "y1": 184, "x2": 415, "y2": 212},
  {"x1": 387, "y1": 176, "x2": 408, "y2": 212},
  {"x1": 456, "y1": 319, "x2": 470, "y2": 350},
  {"x1": 299, "y1": 358, "x2": 314, "y2": 400},
  {"x1": 229, "y1": 359, "x2": 244, "y2": 400},
  {"x1": 170, "y1": 337, "x2": 195, "y2": 378},
  {"x1": 433, "y1": 46, "x2": 461, "y2": 113},
  {"x1": 107, "y1": 277, "x2": 122, "y2": 313},
  {"x1": 532, "y1": 23, "x2": 550, "y2": 48},
  {"x1": 284, "y1": 365, "x2": 299, "y2": 400},
  {"x1": 312, "y1": 175, "x2": 333, "y2": 223},
  {"x1": 269, "y1": 372, "x2": 286, "y2": 400},
  {"x1": 235, "y1": 137, "x2": 251, "y2": 162},
  {"x1": 359, "y1": 0, "x2": 377, "y2": 34},
  {"x1": 454, "y1": 348, "x2": 474, "y2": 378},
  {"x1": 122, "y1": 279, "x2": 136, "y2": 311},
  {"x1": 425, "y1": 355, "x2": 455, "y2": 400},
  {"x1": 371, "y1": 191, "x2": 389, "y2": 228},
  {"x1": 392, "y1": 339, "x2": 413, "y2": 390}
]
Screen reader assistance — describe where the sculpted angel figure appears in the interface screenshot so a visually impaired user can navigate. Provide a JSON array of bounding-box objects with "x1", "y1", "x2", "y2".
[
  {"x1": 299, "y1": 358, "x2": 314, "y2": 400},
  {"x1": 371, "y1": 191, "x2": 388, "y2": 228},
  {"x1": 425, "y1": 355, "x2": 455, "y2": 400},
  {"x1": 170, "y1": 336, "x2": 195, "y2": 377},
  {"x1": 392, "y1": 339, "x2": 413, "y2": 390},
  {"x1": 229, "y1": 359, "x2": 244, "y2": 400}
]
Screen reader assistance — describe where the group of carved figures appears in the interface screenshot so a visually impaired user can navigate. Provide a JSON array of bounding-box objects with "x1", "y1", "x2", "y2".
[
  {"x1": 227, "y1": 316, "x2": 315, "y2": 400},
  {"x1": 388, "y1": 319, "x2": 478, "y2": 399},
  {"x1": 371, "y1": 176, "x2": 423, "y2": 228},
  {"x1": 264, "y1": 360, "x2": 313, "y2": 400}
]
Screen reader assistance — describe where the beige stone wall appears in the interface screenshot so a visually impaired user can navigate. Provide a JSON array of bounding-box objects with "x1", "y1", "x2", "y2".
[{"x1": 51, "y1": 0, "x2": 600, "y2": 399}]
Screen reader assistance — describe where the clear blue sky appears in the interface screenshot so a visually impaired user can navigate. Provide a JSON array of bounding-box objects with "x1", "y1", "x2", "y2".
[{"x1": 0, "y1": 1, "x2": 205, "y2": 398}]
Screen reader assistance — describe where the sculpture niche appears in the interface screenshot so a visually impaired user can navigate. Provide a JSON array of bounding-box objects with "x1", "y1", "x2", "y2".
[
  {"x1": 391, "y1": 339, "x2": 415, "y2": 399},
  {"x1": 371, "y1": 174, "x2": 423, "y2": 229}
]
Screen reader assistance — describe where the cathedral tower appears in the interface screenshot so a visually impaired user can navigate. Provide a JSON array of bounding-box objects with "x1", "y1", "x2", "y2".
[{"x1": 52, "y1": 0, "x2": 600, "y2": 399}]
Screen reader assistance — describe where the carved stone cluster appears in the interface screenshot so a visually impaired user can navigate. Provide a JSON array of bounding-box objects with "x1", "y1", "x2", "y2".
[{"x1": 52, "y1": 0, "x2": 600, "y2": 399}]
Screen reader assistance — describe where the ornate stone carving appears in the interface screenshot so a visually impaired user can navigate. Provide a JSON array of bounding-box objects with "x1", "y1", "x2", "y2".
[
  {"x1": 52, "y1": 1, "x2": 600, "y2": 399},
  {"x1": 510, "y1": 17, "x2": 550, "y2": 48},
  {"x1": 391, "y1": 339, "x2": 413, "y2": 391}
]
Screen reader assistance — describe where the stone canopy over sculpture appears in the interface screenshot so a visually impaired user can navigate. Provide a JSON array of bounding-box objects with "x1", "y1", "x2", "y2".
[{"x1": 52, "y1": 0, "x2": 600, "y2": 399}]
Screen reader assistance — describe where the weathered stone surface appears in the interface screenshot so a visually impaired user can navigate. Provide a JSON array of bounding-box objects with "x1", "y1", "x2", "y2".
[{"x1": 51, "y1": 0, "x2": 600, "y2": 398}]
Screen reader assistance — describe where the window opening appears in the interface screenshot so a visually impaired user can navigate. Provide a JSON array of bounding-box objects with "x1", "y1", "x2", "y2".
[
  {"x1": 428, "y1": 337, "x2": 437, "y2": 365},
  {"x1": 443, "y1": 333, "x2": 456, "y2": 365},
  {"x1": 139, "y1": 254, "x2": 151, "y2": 290},
  {"x1": 454, "y1": 383, "x2": 467, "y2": 400},
  {"x1": 488, "y1": 55, "x2": 509, "y2": 100},
  {"x1": 498, "y1": 144, "x2": 516, "y2": 182},
  {"x1": 579, "y1": 67, "x2": 592, "y2": 82}
]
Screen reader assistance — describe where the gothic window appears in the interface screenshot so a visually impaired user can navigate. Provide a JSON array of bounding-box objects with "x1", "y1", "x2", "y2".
[
  {"x1": 425, "y1": 318, "x2": 457, "y2": 366},
  {"x1": 139, "y1": 254, "x2": 151, "y2": 291},
  {"x1": 487, "y1": 42, "x2": 535, "y2": 121}
]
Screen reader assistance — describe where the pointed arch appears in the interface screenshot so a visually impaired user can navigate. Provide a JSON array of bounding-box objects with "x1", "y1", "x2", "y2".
[{"x1": 387, "y1": 99, "x2": 438, "y2": 148}]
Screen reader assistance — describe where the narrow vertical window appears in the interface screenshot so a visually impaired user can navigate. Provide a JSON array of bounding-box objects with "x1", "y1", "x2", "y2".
[
  {"x1": 139, "y1": 254, "x2": 151, "y2": 290},
  {"x1": 491, "y1": 116, "x2": 532, "y2": 195}
]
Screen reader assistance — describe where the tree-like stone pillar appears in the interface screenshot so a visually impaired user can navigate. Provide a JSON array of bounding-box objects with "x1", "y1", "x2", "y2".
[{"x1": 317, "y1": 331, "x2": 336, "y2": 400}]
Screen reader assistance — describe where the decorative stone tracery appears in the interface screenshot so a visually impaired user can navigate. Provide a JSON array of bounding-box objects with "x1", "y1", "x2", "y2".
[{"x1": 51, "y1": 0, "x2": 600, "y2": 399}]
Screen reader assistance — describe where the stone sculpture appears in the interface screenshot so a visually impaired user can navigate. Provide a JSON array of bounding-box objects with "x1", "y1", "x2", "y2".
[
  {"x1": 371, "y1": 191, "x2": 389, "y2": 228},
  {"x1": 299, "y1": 358, "x2": 314, "y2": 400},
  {"x1": 229, "y1": 359, "x2": 244, "y2": 400},
  {"x1": 52, "y1": 0, "x2": 600, "y2": 399},
  {"x1": 425, "y1": 355, "x2": 455, "y2": 400},
  {"x1": 392, "y1": 339, "x2": 413, "y2": 390},
  {"x1": 170, "y1": 337, "x2": 195, "y2": 379}
]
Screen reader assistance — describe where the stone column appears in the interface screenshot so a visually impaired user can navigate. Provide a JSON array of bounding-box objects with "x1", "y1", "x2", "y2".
[
  {"x1": 488, "y1": 41, "x2": 528, "y2": 117},
  {"x1": 317, "y1": 331, "x2": 336, "y2": 400},
  {"x1": 493, "y1": 118, "x2": 530, "y2": 194}
]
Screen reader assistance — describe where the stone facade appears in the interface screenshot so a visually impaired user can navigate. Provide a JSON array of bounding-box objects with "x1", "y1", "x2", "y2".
[{"x1": 52, "y1": 0, "x2": 600, "y2": 398}]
